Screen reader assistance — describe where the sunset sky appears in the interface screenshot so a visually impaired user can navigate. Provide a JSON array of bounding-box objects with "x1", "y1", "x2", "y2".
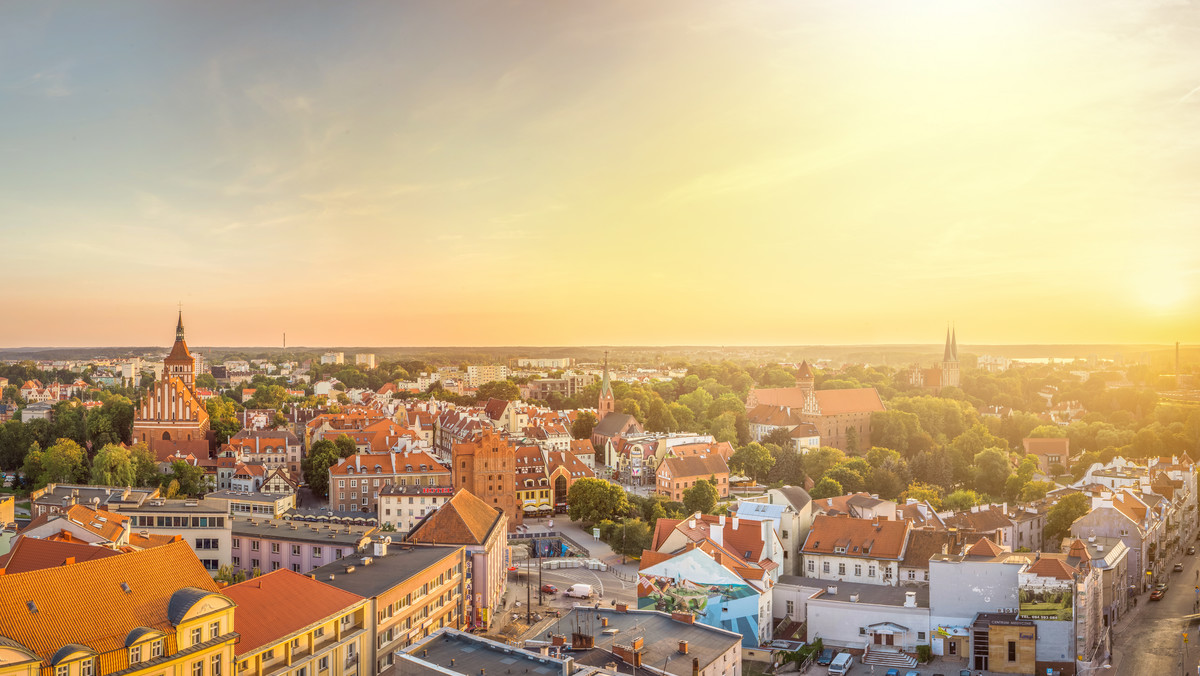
[{"x1": 2, "y1": 1, "x2": 1198, "y2": 347}]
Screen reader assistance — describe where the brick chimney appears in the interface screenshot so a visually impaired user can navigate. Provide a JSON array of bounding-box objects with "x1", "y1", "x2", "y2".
[
  {"x1": 671, "y1": 612, "x2": 695, "y2": 625},
  {"x1": 678, "y1": 640, "x2": 689, "y2": 654}
]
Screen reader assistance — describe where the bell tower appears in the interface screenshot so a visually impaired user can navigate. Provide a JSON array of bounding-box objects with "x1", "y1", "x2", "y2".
[
  {"x1": 164, "y1": 309, "x2": 196, "y2": 391},
  {"x1": 597, "y1": 351, "x2": 615, "y2": 422}
]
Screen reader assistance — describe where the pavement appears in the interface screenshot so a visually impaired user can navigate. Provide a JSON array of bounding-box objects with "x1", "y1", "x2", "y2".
[
  {"x1": 1110, "y1": 532, "x2": 1200, "y2": 676},
  {"x1": 520, "y1": 516, "x2": 641, "y2": 578}
]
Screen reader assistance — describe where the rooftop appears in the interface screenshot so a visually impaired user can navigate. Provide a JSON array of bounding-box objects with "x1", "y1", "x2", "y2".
[
  {"x1": 308, "y1": 543, "x2": 463, "y2": 598},
  {"x1": 231, "y1": 517, "x2": 376, "y2": 545},
  {"x1": 777, "y1": 575, "x2": 930, "y2": 608},
  {"x1": 116, "y1": 498, "x2": 228, "y2": 514},
  {"x1": 404, "y1": 628, "x2": 573, "y2": 676},
  {"x1": 223, "y1": 569, "x2": 365, "y2": 656}
]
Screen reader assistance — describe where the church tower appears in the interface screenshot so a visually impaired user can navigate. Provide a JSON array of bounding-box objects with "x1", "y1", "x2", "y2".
[
  {"x1": 941, "y1": 326, "x2": 960, "y2": 388},
  {"x1": 597, "y1": 351, "x2": 615, "y2": 422},
  {"x1": 163, "y1": 310, "x2": 196, "y2": 391}
]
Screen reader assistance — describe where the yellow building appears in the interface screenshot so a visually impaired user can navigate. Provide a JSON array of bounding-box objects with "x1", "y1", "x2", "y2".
[
  {"x1": 0, "y1": 540, "x2": 236, "y2": 676},
  {"x1": 222, "y1": 569, "x2": 369, "y2": 676}
]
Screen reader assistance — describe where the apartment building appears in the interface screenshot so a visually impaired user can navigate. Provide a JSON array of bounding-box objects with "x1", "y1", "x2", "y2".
[
  {"x1": 377, "y1": 485, "x2": 455, "y2": 534},
  {"x1": 116, "y1": 498, "x2": 233, "y2": 571},
  {"x1": 230, "y1": 517, "x2": 375, "y2": 576},
  {"x1": 328, "y1": 451, "x2": 451, "y2": 513}
]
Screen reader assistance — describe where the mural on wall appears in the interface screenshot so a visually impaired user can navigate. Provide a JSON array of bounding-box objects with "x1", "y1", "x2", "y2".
[
  {"x1": 637, "y1": 572, "x2": 761, "y2": 646},
  {"x1": 1018, "y1": 584, "x2": 1073, "y2": 621}
]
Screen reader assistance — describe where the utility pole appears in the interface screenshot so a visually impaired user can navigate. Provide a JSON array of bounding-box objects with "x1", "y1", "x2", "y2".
[
  {"x1": 526, "y1": 562, "x2": 532, "y2": 623},
  {"x1": 622, "y1": 519, "x2": 627, "y2": 565},
  {"x1": 538, "y1": 551, "x2": 543, "y2": 605}
]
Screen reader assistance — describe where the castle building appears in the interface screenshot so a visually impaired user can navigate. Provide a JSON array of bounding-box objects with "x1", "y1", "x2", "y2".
[
  {"x1": 745, "y1": 361, "x2": 885, "y2": 453},
  {"x1": 451, "y1": 426, "x2": 520, "y2": 528},
  {"x1": 132, "y1": 312, "x2": 211, "y2": 456}
]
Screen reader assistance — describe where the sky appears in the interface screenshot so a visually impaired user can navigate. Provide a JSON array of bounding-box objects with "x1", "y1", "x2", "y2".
[{"x1": 2, "y1": 0, "x2": 1199, "y2": 347}]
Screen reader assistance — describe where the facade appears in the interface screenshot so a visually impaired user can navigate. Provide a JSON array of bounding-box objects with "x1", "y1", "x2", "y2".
[
  {"x1": 224, "y1": 569, "x2": 369, "y2": 676},
  {"x1": 228, "y1": 430, "x2": 303, "y2": 480},
  {"x1": 309, "y1": 542, "x2": 468, "y2": 674},
  {"x1": 0, "y1": 541, "x2": 237, "y2": 676},
  {"x1": 354, "y1": 353, "x2": 376, "y2": 369},
  {"x1": 132, "y1": 313, "x2": 211, "y2": 452},
  {"x1": 329, "y1": 451, "x2": 450, "y2": 514},
  {"x1": 800, "y1": 514, "x2": 910, "y2": 586},
  {"x1": 115, "y1": 498, "x2": 233, "y2": 571},
  {"x1": 450, "y1": 427, "x2": 520, "y2": 528},
  {"x1": 206, "y1": 490, "x2": 295, "y2": 518},
  {"x1": 464, "y1": 364, "x2": 507, "y2": 387},
  {"x1": 229, "y1": 518, "x2": 373, "y2": 575},
  {"x1": 406, "y1": 489, "x2": 510, "y2": 629},
  {"x1": 652, "y1": 513, "x2": 784, "y2": 585},
  {"x1": 1023, "y1": 437, "x2": 1071, "y2": 474},
  {"x1": 656, "y1": 454, "x2": 730, "y2": 502},
  {"x1": 377, "y1": 484, "x2": 455, "y2": 533},
  {"x1": 515, "y1": 357, "x2": 572, "y2": 369}
]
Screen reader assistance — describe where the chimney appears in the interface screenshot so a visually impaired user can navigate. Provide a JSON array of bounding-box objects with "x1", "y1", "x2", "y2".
[
  {"x1": 904, "y1": 591, "x2": 917, "y2": 608},
  {"x1": 719, "y1": 514, "x2": 726, "y2": 526},
  {"x1": 732, "y1": 516, "x2": 739, "y2": 530},
  {"x1": 678, "y1": 640, "x2": 689, "y2": 654},
  {"x1": 601, "y1": 617, "x2": 609, "y2": 627},
  {"x1": 551, "y1": 634, "x2": 566, "y2": 647},
  {"x1": 692, "y1": 657, "x2": 699, "y2": 676},
  {"x1": 671, "y1": 612, "x2": 695, "y2": 625},
  {"x1": 689, "y1": 517, "x2": 696, "y2": 529},
  {"x1": 712, "y1": 521, "x2": 723, "y2": 549},
  {"x1": 632, "y1": 637, "x2": 644, "y2": 651},
  {"x1": 616, "y1": 602, "x2": 628, "y2": 613}
]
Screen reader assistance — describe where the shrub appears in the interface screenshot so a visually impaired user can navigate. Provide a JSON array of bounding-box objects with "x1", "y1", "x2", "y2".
[{"x1": 916, "y1": 645, "x2": 932, "y2": 663}]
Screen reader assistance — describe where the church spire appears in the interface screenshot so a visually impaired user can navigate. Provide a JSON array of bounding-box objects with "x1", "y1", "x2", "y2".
[
  {"x1": 943, "y1": 326, "x2": 954, "y2": 362},
  {"x1": 951, "y1": 325, "x2": 958, "y2": 361},
  {"x1": 600, "y1": 351, "x2": 611, "y2": 397},
  {"x1": 176, "y1": 309, "x2": 185, "y2": 343}
]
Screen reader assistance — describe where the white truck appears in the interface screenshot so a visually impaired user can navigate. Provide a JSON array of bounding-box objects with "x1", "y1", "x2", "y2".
[{"x1": 564, "y1": 584, "x2": 594, "y2": 599}]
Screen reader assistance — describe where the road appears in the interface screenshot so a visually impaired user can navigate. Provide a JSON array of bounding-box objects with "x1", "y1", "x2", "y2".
[{"x1": 1112, "y1": 540, "x2": 1200, "y2": 676}]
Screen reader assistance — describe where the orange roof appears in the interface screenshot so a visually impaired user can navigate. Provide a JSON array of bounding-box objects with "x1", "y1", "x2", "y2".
[
  {"x1": 223, "y1": 569, "x2": 364, "y2": 655},
  {"x1": 0, "y1": 537, "x2": 120, "y2": 574},
  {"x1": 20, "y1": 504, "x2": 129, "y2": 543},
  {"x1": 407, "y1": 489, "x2": 504, "y2": 545},
  {"x1": 965, "y1": 537, "x2": 1005, "y2": 558},
  {"x1": 0, "y1": 540, "x2": 219, "y2": 664},
  {"x1": 659, "y1": 454, "x2": 729, "y2": 480},
  {"x1": 812, "y1": 388, "x2": 886, "y2": 415},
  {"x1": 801, "y1": 514, "x2": 909, "y2": 560},
  {"x1": 1023, "y1": 438, "x2": 1070, "y2": 455},
  {"x1": 1026, "y1": 555, "x2": 1078, "y2": 580}
]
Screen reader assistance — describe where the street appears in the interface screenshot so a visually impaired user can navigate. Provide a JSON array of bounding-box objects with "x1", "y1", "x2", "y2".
[{"x1": 1112, "y1": 541, "x2": 1200, "y2": 676}]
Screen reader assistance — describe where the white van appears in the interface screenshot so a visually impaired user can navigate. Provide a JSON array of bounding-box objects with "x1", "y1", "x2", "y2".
[
  {"x1": 826, "y1": 652, "x2": 853, "y2": 675},
  {"x1": 564, "y1": 584, "x2": 593, "y2": 598}
]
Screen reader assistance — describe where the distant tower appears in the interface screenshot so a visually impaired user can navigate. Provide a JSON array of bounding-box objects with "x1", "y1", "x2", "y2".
[
  {"x1": 163, "y1": 310, "x2": 196, "y2": 390},
  {"x1": 796, "y1": 360, "x2": 815, "y2": 397},
  {"x1": 941, "y1": 325, "x2": 960, "y2": 389},
  {"x1": 597, "y1": 351, "x2": 615, "y2": 422}
]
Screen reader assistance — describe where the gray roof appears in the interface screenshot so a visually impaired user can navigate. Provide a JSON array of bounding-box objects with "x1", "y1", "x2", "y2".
[
  {"x1": 406, "y1": 629, "x2": 572, "y2": 676},
  {"x1": 593, "y1": 413, "x2": 637, "y2": 438},
  {"x1": 167, "y1": 587, "x2": 216, "y2": 625},
  {"x1": 776, "y1": 576, "x2": 930, "y2": 608},
  {"x1": 207, "y1": 490, "x2": 292, "y2": 504},
  {"x1": 543, "y1": 607, "x2": 741, "y2": 676},
  {"x1": 232, "y1": 517, "x2": 375, "y2": 545},
  {"x1": 774, "y1": 486, "x2": 811, "y2": 512},
  {"x1": 308, "y1": 544, "x2": 463, "y2": 598},
  {"x1": 116, "y1": 499, "x2": 226, "y2": 514}
]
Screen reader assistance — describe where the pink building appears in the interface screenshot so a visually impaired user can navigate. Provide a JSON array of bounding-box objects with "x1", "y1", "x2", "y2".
[{"x1": 230, "y1": 516, "x2": 376, "y2": 575}]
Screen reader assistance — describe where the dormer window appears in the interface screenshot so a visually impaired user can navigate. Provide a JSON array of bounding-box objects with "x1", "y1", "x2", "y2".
[{"x1": 834, "y1": 546, "x2": 847, "y2": 554}]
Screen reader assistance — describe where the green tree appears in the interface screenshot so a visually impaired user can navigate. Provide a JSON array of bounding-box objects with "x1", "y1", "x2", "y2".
[
  {"x1": 206, "y1": 396, "x2": 243, "y2": 444},
  {"x1": 567, "y1": 477, "x2": 630, "y2": 526},
  {"x1": 825, "y1": 464, "x2": 865, "y2": 493},
  {"x1": 86, "y1": 412, "x2": 121, "y2": 449},
  {"x1": 845, "y1": 426, "x2": 859, "y2": 454},
  {"x1": 0, "y1": 420, "x2": 33, "y2": 471},
  {"x1": 477, "y1": 380, "x2": 520, "y2": 402},
  {"x1": 162, "y1": 460, "x2": 209, "y2": 497},
  {"x1": 972, "y1": 448, "x2": 1012, "y2": 497},
  {"x1": 1044, "y1": 493, "x2": 1091, "y2": 545},
  {"x1": 810, "y1": 476, "x2": 843, "y2": 499},
  {"x1": 867, "y1": 467, "x2": 904, "y2": 500},
  {"x1": 303, "y1": 439, "x2": 342, "y2": 498},
  {"x1": 1019, "y1": 480, "x2": 1054, "y2": 503},
  {"x1": 572, "y1": 411, "x2": 598, "y2": 440},
  {"x1": 333, "y1": 434, "x2": 358, "y2": 457},
  {"x1": 943, "y1": 489, "x2": 984, "y2": 512},
  {"x1": 646, "y1": 399, "x2": 678, "y2": 433},
  {"x1": 708, "y1": 412, "x2": 738, "y2": 444},
  {"x1": 901, "y1": 481, "x2": 943, "y2": 509},
  {"x1": 130, "y1": 443, "x2": 160, "y2": 487},
  {"x1": 91, "y1": 443, "x2": 137, "y2": 487},
  {"x1": 803, "y1": 446, "x2": 846, "y2": 483},
  {"x1": 762, "y1": 427, "x2": 793, "y2": 448},
  {"x1": 729, "y1": 442, "x2": 774, "y2": 484},
  {"x1": 99, "y1": 395, "x2": 135, "y2": 444},
  {"x1": 25, "y1": 438, "x2": 88, "y2": 487},
  {"x1": 682, "y1": 479, "x2": 719, "y2": 515},
  {"x1": 196, "y1": 373, "x2": 219, "y2": 389},
  {"x1": 607, "y1": 518, "x2": 653, "y2": 558}
]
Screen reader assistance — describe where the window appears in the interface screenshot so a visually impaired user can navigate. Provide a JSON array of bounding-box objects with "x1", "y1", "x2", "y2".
[
  {"x1": 315, "y1": 626, "x2": 326, "y2": 637},
  {"x1": 319, "y1": 657, "x2": 329, "y2": 672},
  {"x1": 868, "y1": 565, "x2": 876, "y2": 577},
  {"x1": 211, "y1": 655, "x2": 222, "y2": 676},
  {"x1": 297, "y1": 668, "x2": 307, "y2": 676},
  {"x1": 232, "y1": 538, "x2": 240, "y2": 549},
  {"x1": 251, "y1": 541, "x2": 260, "y2": 551},
  {"x1": 838, "y1": 563, "x2": 846, "y2": 575},
  {"x1": 130, "y1": 645, "x2": 142, "y2": 663},
  {"x1": 151, "y1": 639, "x2": 163, "y2": 658},
  {"x1": 192, "y1": 661, "x2": 203, "y2": 676},
  {"x1": 271, "y1": 542, "x2": 280, "y2": 553},
  {"x1": 822, "y1": 561, "x2": 830, "y2": 573},
  {"x1": 56, "y1": 666, "x2": 68, "y2": 676},
  {"x1": 917, "y1": 632, "x2": 926, "y2": 641},
  {"x1": 191, "y1": 627, "x2": 202, "y2": 644},
  {"x1": 81, "y1": 659, "x2": 94, "y2": 676},
  {"x1": 232, "y1": 556, "x2": 240, "y2": 567},
  {"x1": 313, "y1": 546, "x2": 322, "y2": 557},
  {"x1": 786, "y1": 600, "x2": 794, "y2": 616},
  {"x1": 210, "y1": 621, "x2": 220, "y2": 638},
  {"x1": 292, "y1": 545, "x2": 301, "y2": 556},
  {"x1": 782, "y1": 530, "x2": 789, "y2": 539},
  {"x1": 854, "y1": 564, "x2": 862, "y2": 576},
  {"x1": 807, "y1": 560, "x2": 815, "y2": 573},
  {"x1": 1008, "y1": 641, "x2": 1017, "y2": 662},
  {"x1": 271, "y1": 561, "x2": 280, "y2": 571}
]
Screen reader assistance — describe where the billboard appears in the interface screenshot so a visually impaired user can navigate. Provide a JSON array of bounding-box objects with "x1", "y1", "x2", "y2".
[{"x1": 1018, "y1": 584, "x2": 1073, "y2": 621}]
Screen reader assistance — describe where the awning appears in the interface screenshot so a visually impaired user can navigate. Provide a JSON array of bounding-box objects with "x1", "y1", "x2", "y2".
[{"x1": 868, "y1": 621, "x2": 910, "y2": 634}]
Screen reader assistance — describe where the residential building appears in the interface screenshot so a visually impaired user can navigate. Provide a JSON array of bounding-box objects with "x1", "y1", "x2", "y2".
[
  {"x1": 465, "y1": 364, "x2": 507, "y2": 388},
  {"x1": 1070, "y1": 492, "x2": 1159, "y2": 591},
  {"x1": 355, "y1": 353, "x2": 376, "y2": 369},
  {"x1": 482, "y1": 398, "x2": 527, "y2": 434},
  {"x1": 228, "y1": 429, "x2": 303, "y2": 480},
  {"x1": 656, "y1": 454, "x2": 730, "y2": 503},
  {"x1": 733, "y1": 486, "x2": 814, "y2": 577},
  {"x1": 229, "y1": 518, "x2": 374, "y2": 575},
  {"x1": 0, "y1": 536, "x2": 121, "y2": 572},
  {"x1": 206, "y1": 489, "x2": 296, "y2": 519},
  {"x1": 329, "y1": 450, "x2": 450, "y2": 514},
  {"x1": 451, "y1": 426, "x2": 520, "y2": 528},
  {"x1": 800, "y1": 514, "x2": 910, "y2": 586},
  {"x1": 651, "y1": 512, "x2": 783, "y2": 584},
  {"x1": 0, "y1": 540, "x2": 237, "y2": 676},
  {"x1": 28, "y1": 483, "x2": 157, "y2": 517},
  {"x1": 928, "y1": 538, "x2": 1033, "y2": 660},
  {"x1": 1023, "y1": 437, "x2": 1071, "y2": 474},
  {"x1": 225, "y1": 569, "x2": 369, "y2": 676},
  {"x1": 309, "y1": 541, "x2": 468, "y2": 674},
  {"x1": 321, "y1": 352, "x2": 345, "y2": 365},
  {"x1": 776, "y1": 576, "x2": 930, "y2": 657},
  {"x1": 516, "y1": 357, "x2": 572, "y2": 369},
  {"x1": 377, "y1": 485, "x2": 455, "y2": 533},
  {"x1": 115, "y1": 498, "x2": 233, "y2": 571},
  {"x1": 406, "y1": 489, "x2": 510, "y2": 629},
  {"x1": 546, "y1": 450, "x2": 595, "y2": 512}
]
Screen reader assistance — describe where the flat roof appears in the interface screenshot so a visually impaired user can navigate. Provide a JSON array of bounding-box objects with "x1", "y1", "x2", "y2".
[
  {"x1": 407, "y1": 629, "x2": 571, "y2": 676},
  {"x1": 115, "y1": 499, "x2": 227, "y2": 514},
  {"x1": 542, "y1": 607, "x2": 741, "y2": 676},
  {"x1": 308, "y1": 544, "x2": 462, "y2": 598},
  {"x1": 207, "y1": 490, "x2": 292, "y2": 504},
  {"x1": 232, "y1": 517, "x2": 375, "y2": 545},
  {"x1": 777, "y1": 576, "x2": 929, "y2": 608}
]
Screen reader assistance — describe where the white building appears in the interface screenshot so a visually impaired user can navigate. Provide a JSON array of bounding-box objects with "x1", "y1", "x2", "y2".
[{"x1": 320, "y1": 352, "x2": 345, "y2": 365}]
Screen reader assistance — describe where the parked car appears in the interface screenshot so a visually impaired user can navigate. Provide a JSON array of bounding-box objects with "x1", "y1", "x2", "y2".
[
  {"x1": 886, "y1": 670, "x2": 900, "y2": 676},
  {"x1": 1156, "y1": 582, "x2": 1169, "y2": 591},
  {"x1": 1151, "y1": 588, "x2": 1166, "y2": 600},
  {"x1": 815, "y1": 648, "x2": 834, "y2": 666},
  {"x1": 827, "y1": 653, "x2": 854, "y2": 676},
  {"x1": 905, "y1": 672, "x2": 921, "y2": 676},
  {"x1": 1175, "y1": 563, "x2": 1185, "y2": 572},
  {"x1": 540, "y1": 584, "x2": 557, "y2": 594},
  {"x1": 1188, "y1": 546, "x2": 1196, "y2": 555}
]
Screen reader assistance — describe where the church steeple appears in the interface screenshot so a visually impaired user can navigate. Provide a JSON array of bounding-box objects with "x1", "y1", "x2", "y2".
[
  {"x1": 951, "y1": 325, "x2": 958, "y2": 361},
  {"x1": 597, "y1": 351, "x2": 615, "y2": 422},
  {"x1": 176, "y1": 310, "x2": 185, "y2": 342},
  {"x1": 943, "y1": 326, "x2": 954, "y2": 362}
]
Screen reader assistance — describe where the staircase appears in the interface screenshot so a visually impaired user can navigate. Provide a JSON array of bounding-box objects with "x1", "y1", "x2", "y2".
[{"x1": 862, "y1": 646, "x2": 918, "y2": 669}]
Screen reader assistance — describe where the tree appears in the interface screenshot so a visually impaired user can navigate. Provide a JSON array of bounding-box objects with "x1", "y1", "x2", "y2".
[
  {"x1": 729, "y1": 443, "x2": 774, "y2": 484},
  {"x1": 0, "y1": 420, "x2": 33, "y2": 471},
  {"x1": 162, "y1": 460, "x2": 209, "y2": 497},
  {"x1": 303, "y1": 440, "x2": 342, "y2": 498},
  {"x1": 762, "y1": 427, "x2": 793, "y2": 449},
  {"x1": 765, "y1": 446, "x2": 807, "y2": 486},
  {"x1": 1045, "y1": 493, "x2": 1091, "y2": 545},
  {"x1": 196, "y1": 373, "x2": 219, "y2": 389},
  {"x1": 845, "y1": 426, "x2": 859, "y2": 454},
  {"x1": 682, "y1": 479, "x2": 719, "y2": 515},
  {"x1": 24, "y1": 438, "x2": 88, "y2": 487},
  {"x1": 130, "y1": 443, "x2": 160, "y2": 487},
  {"x1": 99, "y1": 395, "x2": 135, "y2": 443},
  {"x1": 943, "y1": 489, "x2": 984, "y2": 512},
  {"x1": 477, "y1": 380, "x2": 520, "y2": 402},
  {"x1": 824, "y1": 464, "x2": 866, "y2": 493},
  {"x1": 572, "y1": 411, "x2": 598, "y2": 440},
  {"x1": 867, "y1": 467, "x2": 904, "y2": 500},
  {"x1": 708, "y1": 412, "x2": 738, "y2": 444},
  {"x1": 91, "y1": 443, "x2": 137, "y2": 487},
  {"x1": 206, "y1": 397, "x2": 243, "y2": 444},
  {"x1": 607, "y1": 518, "x2": 653, "y2": 557},
  {"x1": 972, "y1": 448, "x2": 1012, "y2": 497},
  {"x1": 646, "y1": 399, "x2": 678, "y2": 433},
  {"x1": 333, "y1": 434, "x2": 358, "y2": 457},
  {"x1": 567, "y1": 478, "x2": 630, "y2": 526},
  {"x1": 1019, "y1": 480, "x2": 1054, "y2": 503},
  {"x1": 810, "y1": 476, "x2": 843, "y2": 499},
  {"x1": 901, "y1": 481, "x2": 944, "y2": 509},
  {"x1": 803, "y1": 447, "x2": 846, "y2": 483},
  {"x1": 86, "y1": 412, "x2": 120, "y2": 449}
]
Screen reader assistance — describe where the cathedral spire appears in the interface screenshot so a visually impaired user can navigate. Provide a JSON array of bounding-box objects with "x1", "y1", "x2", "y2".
[
  {"x1": 600, "y1": 351, "x2": 611, "y2": 397},
  {"x1": 176, "y1": 309, "x2": 185, "y2": 343},
  {"x1": 951, "y1": 325, "x2": 958, "y2": 361},
  {"x1": 943, "y1": 326, "x2": 954, "y2": 362}
]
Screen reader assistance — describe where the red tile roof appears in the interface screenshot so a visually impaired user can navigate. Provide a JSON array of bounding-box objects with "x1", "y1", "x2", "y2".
[
  {"x1": 801, "y1": 514, "x2": 909, "y2": 560},
  {"x1": 0, "y1": 537, "x2": 120, "y2": 573},
  {"x1": 407, "y1": 489, "x2": 504, "y2": 545},
  {"x1": 223, "y1": 569, "x2": 365, "y2": 655}
]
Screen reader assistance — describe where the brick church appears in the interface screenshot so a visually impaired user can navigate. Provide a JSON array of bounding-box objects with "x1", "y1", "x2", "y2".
[{"x1": 132, "y1": 312, "x2": 212, "y2": 458}]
